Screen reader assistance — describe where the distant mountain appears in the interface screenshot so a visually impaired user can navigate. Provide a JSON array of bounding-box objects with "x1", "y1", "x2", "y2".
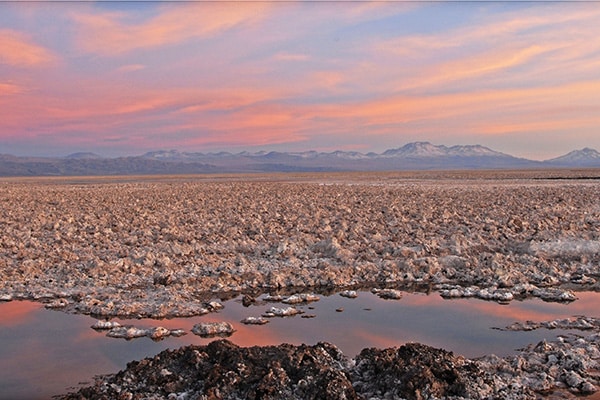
[
  {"x1": 544, "y1": 148, "x2": 600, "y2": 167},
  {"x1": 1, "y1": 142, "x2": 599, "y2": 176},
  {"x1": 65, "y1": 152, "x2": 104, "y2": 160},
  {"x1": 381, "y1": 142, "x2": 505, "y2": 158}
]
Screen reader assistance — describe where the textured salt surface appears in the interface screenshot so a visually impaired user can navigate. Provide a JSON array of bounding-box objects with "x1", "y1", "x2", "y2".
[
  {"x1": 1, "y1": 175, "x2": 599, "y2": 318},
  {"x1": 1, "y1": 172, "x2": 599, "y2": 399}
]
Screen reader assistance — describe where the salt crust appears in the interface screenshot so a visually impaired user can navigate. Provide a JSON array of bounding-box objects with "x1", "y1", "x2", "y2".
[{"x1": 1, "y1": 177, "x2": 598, "y2": 318}]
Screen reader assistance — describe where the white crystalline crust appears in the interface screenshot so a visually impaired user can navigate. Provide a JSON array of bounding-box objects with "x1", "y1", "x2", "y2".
[
  {"x1": 104, "y1": 325, "x2": 186, "y2": 340},
  {"x1": 0, "y1": 173, "x2": 599, "y2": 318},
  {"x1": 191, "y1": 322, "x2": 235, "y2": 337}
]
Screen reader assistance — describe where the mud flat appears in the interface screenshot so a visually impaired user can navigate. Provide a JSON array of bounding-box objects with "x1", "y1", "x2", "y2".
[{"x1": 1, "y1": 170, "x2": 600, "y2": 398}]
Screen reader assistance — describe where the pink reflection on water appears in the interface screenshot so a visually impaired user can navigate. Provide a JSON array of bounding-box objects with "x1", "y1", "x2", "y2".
[
  {"x1": 0, "y1": 300, "x2": 39, "y2": 327},
  {"x1": 1, "y1": 290, "x2": 599, "y2": 400}
]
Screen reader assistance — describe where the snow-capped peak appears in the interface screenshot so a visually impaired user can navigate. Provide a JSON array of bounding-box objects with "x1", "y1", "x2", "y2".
[
  {"x1": 546, "y1": 148, "x2": 600, "y2": 165},
  {"x1": 382, "y1": 142, "x2": 506, "y2": 158}
]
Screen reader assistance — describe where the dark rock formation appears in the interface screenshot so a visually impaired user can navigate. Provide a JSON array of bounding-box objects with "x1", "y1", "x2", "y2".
[
  {"x1": 58, "y1": 340, "x2": 490, "y2": 400},
  {"x1": 61, "y1": 340, "x2": 357, "y2": 400},
  {"x1": 351, "y1": 343, "x2": 478, "y2": 400}
]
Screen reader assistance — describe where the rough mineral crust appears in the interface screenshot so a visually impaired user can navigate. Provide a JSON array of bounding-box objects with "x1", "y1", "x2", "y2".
[
  {"x1": 372, "y1": 288, "x2": 403, "y2": 300},
  {"x1": 437, "y1": 283, "x2": 577, "y2": 303},
  {"x1": 281, "y1": 293, "x2": 320, "y2": 304},
  {"x1": 241, "y1": 316, "x2": 270, "y2": 325},
  {"x1": 91, "y1": 320, "x2": 122, "y2": 330},
  {"x1": 57, "y1": 332, "x2": 600, "y2": 400},
  {"x1": 500, "y1": 316, "x2": 600, "y2": 331},
  {"x1": 340, "y1": 290, "x2": 358, "y2": 298},
  {"x1": 191, "y1": 322, "x2": 235, "y2": 338},
  {"x1": 262, "y1": 306, "x2": 303, "y2": 318},
  {"x1": 105, "y1": 325, "x2": 186, "y2": 340},
  {"x1": 1, "y1": 175, "x2": 600, "y2": 317}
]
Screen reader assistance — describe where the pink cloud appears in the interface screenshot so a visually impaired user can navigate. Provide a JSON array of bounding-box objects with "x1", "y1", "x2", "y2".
[
  {"x1": 0, "y1": 29, "x2": 56, "y2": 67},
  {"x1": 72, "y1": 3, "x2": 273, "y2": 56},
  {"x1": 0, "y1": 82, "x2": 23, "y2": 96},
  {"x1": 116, "y1": 64, "x2": 146, "y2": 73},
  {"x1": 273, "y1": 52, "x2": 310, "y2": 62}
]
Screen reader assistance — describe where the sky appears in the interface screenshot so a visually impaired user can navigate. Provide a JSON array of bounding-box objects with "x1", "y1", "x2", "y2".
[{"x1": 1, "y1": 1, "x2": 600, "y2": 160}]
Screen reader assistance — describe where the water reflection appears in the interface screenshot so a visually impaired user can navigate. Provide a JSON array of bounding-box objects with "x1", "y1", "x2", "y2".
[{"x1": 0, "y1": 291, "x2": 599, "y2": 400}]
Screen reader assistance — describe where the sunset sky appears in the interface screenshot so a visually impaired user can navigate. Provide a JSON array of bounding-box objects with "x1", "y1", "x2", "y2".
[{"x1": 1, "y1": 2, "x2": 600, "y2": 159}]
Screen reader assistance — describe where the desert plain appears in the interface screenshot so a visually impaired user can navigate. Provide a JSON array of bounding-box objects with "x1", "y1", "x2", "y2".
[{"x1": 1, "y1": 170, "x2": 600, "y2": 399}]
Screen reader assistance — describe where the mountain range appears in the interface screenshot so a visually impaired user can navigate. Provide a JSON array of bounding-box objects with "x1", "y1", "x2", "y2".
[{"x1": 1, "y1": 142, "x2": 599, "y2": 176}]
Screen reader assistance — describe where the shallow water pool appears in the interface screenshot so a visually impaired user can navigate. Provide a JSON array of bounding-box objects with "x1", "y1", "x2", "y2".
[{"x1": 1, "y1": 290, "x2": 599, "y2": 400}]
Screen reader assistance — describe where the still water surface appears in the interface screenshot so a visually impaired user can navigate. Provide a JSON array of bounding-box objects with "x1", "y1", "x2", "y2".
[{"x1": 1, "y1": 290, "x2": 599, "y2": 400}]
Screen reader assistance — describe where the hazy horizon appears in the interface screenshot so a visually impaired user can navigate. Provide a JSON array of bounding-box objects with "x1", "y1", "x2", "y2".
[{"x1": 2, "y1": 141, "x2": 598, "y2": 162}]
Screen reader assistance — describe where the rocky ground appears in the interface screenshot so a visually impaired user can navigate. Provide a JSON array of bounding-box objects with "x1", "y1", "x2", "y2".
[
  {"x1": 1, "y1": 172, "x2": 599, "y2": 318},
  {"x1": 1, "y1": 171, "x2": 600, "y2": 398},
  {"x1": 58, "y1": 332, "x2": 600, "y2": 400}
]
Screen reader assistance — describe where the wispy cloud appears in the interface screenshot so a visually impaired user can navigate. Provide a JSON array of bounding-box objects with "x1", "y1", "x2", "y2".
[
  {"x1": 0, "y1": 82, "x2": 23, "y2": 96},
  {"x1": 2, "y1": 2, "x2": 600, "y2": 157},
  {"x1": 71, "y1": 3, "x2": 272, "y2": 56},
  {"x1": 273, "y1": 52, "x2": 310, "y2": 62},
  {"x1": 116, "y1": 64, "x2": 145, "y2": 73},
  {"x1": 0, "y1": 29, "x2": 56, "y2": 67},
  {"x1": 372, "y1": 4, "x2": 600, "y2": 93}
]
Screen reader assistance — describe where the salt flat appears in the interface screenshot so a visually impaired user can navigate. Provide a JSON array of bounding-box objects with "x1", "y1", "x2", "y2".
[
  {"x1": 1, "y1": 170, "x2": 599, "y2": 317},
  {"x1": 2, "y1": 170, "x2": 600, "y2": 399}
]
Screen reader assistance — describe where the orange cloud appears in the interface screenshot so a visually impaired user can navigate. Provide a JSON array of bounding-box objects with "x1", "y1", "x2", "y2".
[
  {"x1": 411, "y1": 45, "x2": 553, "y2": 90},
  {"x1": 72, "y1": 3, "x2": 273, "y2": 56},
  {"x1": 0, "y1": 82, "x2": 23, "y2": 96},
  {"x1": 0, "y1": 29, "x2": 56, "y2": 67},
  {"x1": 370, "y1": 5, "x2": 600, "y2": 97},
  {"x1": 295, "y1": 78, "x2": 600, "y2": 139}
]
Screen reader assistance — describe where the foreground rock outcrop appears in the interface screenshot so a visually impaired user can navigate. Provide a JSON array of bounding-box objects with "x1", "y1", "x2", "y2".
[{"x1": 59, "y1": 331, "x2": 600, "y2": 400}]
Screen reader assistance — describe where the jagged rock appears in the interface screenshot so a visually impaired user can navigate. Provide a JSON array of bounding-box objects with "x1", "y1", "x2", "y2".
[
  {"x1": 339, "y1": 290, "x2": 358, "y2": 298},
  {"x1": 45, "y1": 298, "x2": 69, "y2": 308},
  {"x1": 105, "y1": 325, "x2": 184, "y2": 341},
  {"x1": 91, "y1": 320, "x2": 122, "y2": 330},
  {"x1": 532, "y1": 288, "x2": 578, "y2": 302},
  {"x1": 262, "y1": 306, "x2": 303, "y2": 318},
  {"x1": 58, "y1": 340, "x2": 358, "y2": 400},
  {"x1": 352, "y1": 342, "x2": 477, "y2": 400},
  {"x1": 281, "y1": 293, "x2": 320, "y2": 304},
  {"x1": 263, "y1": 294, "x2": 284, "y2": 302},
  {"x1": 241, "y1": 316, "x2": 269, "y2": 325},
  {"x1": 206, "y1": 301, "x2": 224, "y2": 311},
  {"x1": 372, "y1": 288, "x2": 403, "y2": 300},
  {"x1": 191, "y1": 322, "x2": 235, "y2": 338},
  {"x1": 499, "y1": 316, "x2": 600, "y2": 332},
  {"x1": 55, "y1": 328, "x2": 600, "y2": 400},
  {"x1": 241, "y1": 294, "x2": 256, "y2": 307},
  {"x1": 106, "y1": 326, "x2": 149, "y2": 340}
]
